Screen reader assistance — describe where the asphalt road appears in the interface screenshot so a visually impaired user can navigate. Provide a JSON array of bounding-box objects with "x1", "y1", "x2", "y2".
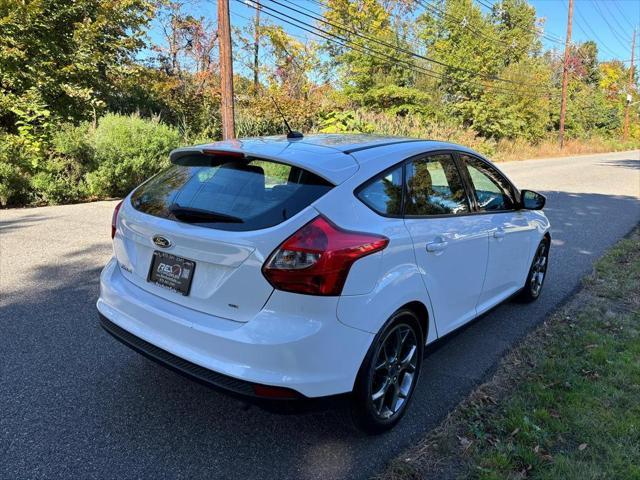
[{"x1": 1, "y1": 150, "x2": 639, "y2": 480}]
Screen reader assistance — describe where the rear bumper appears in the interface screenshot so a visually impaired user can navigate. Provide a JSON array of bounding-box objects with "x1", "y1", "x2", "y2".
[{"x1": 97, "y1": 258, "x2": 373, "y2": 398}]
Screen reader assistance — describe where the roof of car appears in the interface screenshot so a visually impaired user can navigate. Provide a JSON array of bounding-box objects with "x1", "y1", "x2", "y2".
[{"x1": 169, "y1": 134, "x2": 478, "y2": 184}]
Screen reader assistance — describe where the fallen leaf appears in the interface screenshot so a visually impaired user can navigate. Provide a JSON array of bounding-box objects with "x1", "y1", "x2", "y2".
[
  {"x1": 578, "y1": 443, "x2": 588, "y2": 451},
  {"x1": 509, "y1": 427, "x2": 520, "y2": 437}
]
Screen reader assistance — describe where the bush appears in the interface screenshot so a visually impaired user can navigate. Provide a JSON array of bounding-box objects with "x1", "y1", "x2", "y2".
[
  {"x1": 0, "y1": 135, "x2": 36, "y2": 206},
  {"x1": 31, "y1": 123, "x2": 95, "y2": 204},
  {"x1": 86, "y1": 113, "x2": 181, "y2": 198},
  {"x1": 31, "y1": 157, "x2": 89, "y2": 204}
]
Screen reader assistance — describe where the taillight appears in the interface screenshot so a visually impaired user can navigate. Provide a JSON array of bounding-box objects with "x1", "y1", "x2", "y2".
[
  {"x1": 262, "y1": 216, "x2": 389, "y2": 296},
  {"x1": 111, "y1": 200, "x2": 123, "y2": 239}
]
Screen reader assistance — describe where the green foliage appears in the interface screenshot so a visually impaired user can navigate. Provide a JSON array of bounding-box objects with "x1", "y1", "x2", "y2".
[
  {"x1": 0, "y1": 0, "x2": 154, "y2": 131},
  {"x1": 86, "y1": 114, "x2": 181, "y2": 198},
  {"x1": 319, "y1": 111, "x2": 375, "y2": 133},
  {"x1": 322, "y1": 0, "x2": 418, "y2": 94},
  {"x1": 564, "y1": 81, "x2": 622, "y2": 138},
  {"x1": 358, "y1": 85, "x2": 437, "y2": 117},
  {"x1": 0, "y1": 134, "x2": 34, "y2": 206},
  {"x1": 30, "y1": 123, "x2": 96, "y2": 204},
  {"x1": 470, "y1": 59, "x2": 553, "y2": 141}
]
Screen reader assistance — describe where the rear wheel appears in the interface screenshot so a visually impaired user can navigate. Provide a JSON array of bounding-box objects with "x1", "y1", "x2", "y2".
[
  {"x1": 351, "y1": 309, "x2": 423, "y2": 434},
  {"x1": 519, "y1": 238, "x2": 549, "y2": 302}
]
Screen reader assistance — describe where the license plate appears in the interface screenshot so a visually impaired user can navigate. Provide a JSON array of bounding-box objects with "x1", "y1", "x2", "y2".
[{"x1": 147, "y1": 251, "x2": 196, "y2": 296}]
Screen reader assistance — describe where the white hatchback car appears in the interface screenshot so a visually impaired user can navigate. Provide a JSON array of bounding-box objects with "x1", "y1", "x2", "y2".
[{"x1": 98, "y1": 134, "x2": 550, "y2": 433}]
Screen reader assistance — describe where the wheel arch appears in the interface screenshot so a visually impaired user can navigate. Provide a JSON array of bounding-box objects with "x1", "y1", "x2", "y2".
[{"x1": 401, "y1": 300, "x2": 429, "y2": 345}]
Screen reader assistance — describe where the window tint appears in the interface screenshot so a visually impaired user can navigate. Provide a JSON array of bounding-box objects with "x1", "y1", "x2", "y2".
[
  {"x1": 461, "y1": 155, "x2": 515, "y2": 211},
  {"x1": 405, "y1": 154, "x2": 470, "y2": 216},
  {"x1": 357, "y1": 165, "x2": 403, "y2": 216},
  {"x1": 131, "y1": 156, "x2": 332, "y2": 231}
]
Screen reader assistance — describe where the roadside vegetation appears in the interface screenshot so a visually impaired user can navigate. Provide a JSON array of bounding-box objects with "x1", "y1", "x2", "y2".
[
  {"x1": 379, "y1": 228, "x2": 640, "y2": 480},
  {"x1": 1, "y1": 0, "x2": 639, "y2": 207}
]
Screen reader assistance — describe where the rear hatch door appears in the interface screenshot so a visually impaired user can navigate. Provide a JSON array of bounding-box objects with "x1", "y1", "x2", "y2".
[{"x1": 113, "y1": 151, "x2": 339, "y2": 322}]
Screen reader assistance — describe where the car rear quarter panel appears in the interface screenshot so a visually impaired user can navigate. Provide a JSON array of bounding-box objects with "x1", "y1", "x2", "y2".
[{"x1": 314, "y1": 180, "x2": 438, "y2": 344}]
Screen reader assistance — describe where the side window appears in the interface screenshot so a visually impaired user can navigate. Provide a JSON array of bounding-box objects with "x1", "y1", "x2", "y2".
[
  {"x1": 405, "y1": 154, "x2": 470, "y2": 216},
  {"x1": 461, "y1": 155, "x2": 515, "y2": 211},
  {"x1": 357, "y1": 165, "x2": 403, "y2": 216}
]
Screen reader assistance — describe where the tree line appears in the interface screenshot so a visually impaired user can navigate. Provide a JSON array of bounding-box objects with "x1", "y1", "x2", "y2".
[{"x1": 0, "y1": 0, "x2": 637, "y2": 207}]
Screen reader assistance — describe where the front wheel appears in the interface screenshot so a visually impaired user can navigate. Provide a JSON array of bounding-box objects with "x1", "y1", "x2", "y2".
[
  {"x1": 519, "y1": 238, "x2": 550, "y2": 302},
  {"x1": 351, "y1": 309, "x2": 423, "y2": 434}
]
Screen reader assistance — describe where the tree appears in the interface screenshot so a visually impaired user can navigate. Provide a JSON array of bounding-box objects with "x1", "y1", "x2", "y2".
[
  {"x1": 0, "y1": 0, "x2": 154, "y2": 132},
  {"x1": 321, "y1": 0, "x2": 418, "y2": 96},
  {"x1": 470, "y1": 59, "x2": 553, "y2": 140}
]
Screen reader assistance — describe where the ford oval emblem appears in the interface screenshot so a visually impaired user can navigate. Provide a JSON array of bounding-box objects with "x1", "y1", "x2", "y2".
[{"x1": 152, "y1": 235, "x2": 172, "y2": 249}]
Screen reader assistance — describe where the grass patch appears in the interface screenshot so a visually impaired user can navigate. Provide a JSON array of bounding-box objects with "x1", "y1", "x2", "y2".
[{"x1": 378, "y1": 228, "x2": 640, "y2": 480}]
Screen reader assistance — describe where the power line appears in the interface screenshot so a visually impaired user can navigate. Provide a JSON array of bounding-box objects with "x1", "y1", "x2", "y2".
[
  {"x1": 418, "y1": 0, "x2": 530, "y2": 53},
  {"x1": 238, "y1": 0, "x2": 557, "y2": 98},
  {"x1": 255, "y1": 0, "x2": 548, "y2": 89},
  {"x1": 473, "y1": 0, "x2": 566, "y2": 44},
  {"x1": 570, "y1": 1, "x2": 622, "y2": 58},
  {"x1": 600, "y1": 0, "x2": 634, "y2": 40},
  {"x1": 611, "y1": 0, "x2": 637, "y2": 33},
  {"x1": 310, "y1": 0, "x2": 544, "y2": 59},
  {"x1": 591, "y1": 0, "x2": 631, "y2": 50}
]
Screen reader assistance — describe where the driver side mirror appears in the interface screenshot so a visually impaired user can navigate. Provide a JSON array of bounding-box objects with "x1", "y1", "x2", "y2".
[{"x1": 520, "y1": 190, "x2": 546, "y2": 210}]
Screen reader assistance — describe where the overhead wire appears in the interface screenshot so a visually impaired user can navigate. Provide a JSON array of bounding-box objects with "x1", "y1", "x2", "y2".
[
  {"x1": 570, "y1": 0, "x2": 622, "y2": 58},
  {"x1": 590, "y1": 0, "x2": 632, "y2": 50},
  {"x1": 237, "y1": 0, "x2": 558, "y2": 98},
  {"x1": 253, "y1": 0, "x2": 550, "y2": 90}
]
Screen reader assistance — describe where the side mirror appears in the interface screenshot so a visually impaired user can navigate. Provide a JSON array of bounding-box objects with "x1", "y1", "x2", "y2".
[{"x1": 520, "y1": 190, "x2": 546, "y2": 210}]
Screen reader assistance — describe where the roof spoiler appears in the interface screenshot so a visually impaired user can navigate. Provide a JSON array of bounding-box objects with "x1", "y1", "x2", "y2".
[{"x1": 170, "y1": 147, "x2": 248, "y2": 166}]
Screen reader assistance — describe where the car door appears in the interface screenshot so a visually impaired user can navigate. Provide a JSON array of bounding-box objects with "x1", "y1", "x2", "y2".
[
  {"x1": 403, "y1": 152, "x2": 489, "y2": 336},
  {"x1": 457, "y1": 154, "x2": 535, "y2": 314}
]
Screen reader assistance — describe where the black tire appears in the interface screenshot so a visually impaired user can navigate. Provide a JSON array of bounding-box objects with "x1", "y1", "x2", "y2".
[
  {"x1": 351, "y1": 309, "x2": 424, "y2": 434},
  {"x1": 518, "y1": 238, "x2": 550, "y2": 303}
]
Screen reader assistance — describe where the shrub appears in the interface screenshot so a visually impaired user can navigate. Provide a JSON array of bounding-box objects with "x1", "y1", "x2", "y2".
[
  {"x1": 86, "y1": 113, "x2": 181, "y2": 198},
  {"x1": 319, "y1": 111, "x2": 375, "y2": 134},
  {"x1": 0, "y1": 135, "x2": 36, "y2": 206},
  {"x1": 31, "y1": 157, "x2": 89, "y2": 204},
  {"x1": 31, "y1": 123, "x2": 95, "y2": 204}
]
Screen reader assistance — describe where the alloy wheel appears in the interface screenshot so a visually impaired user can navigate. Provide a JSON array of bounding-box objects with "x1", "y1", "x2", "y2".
[
  {"x1": 530, "y1": 242, "x2": 548, "y2": 297},
  {"x1": 370, "y1": 323, "x2": 419, "y2": 419}
]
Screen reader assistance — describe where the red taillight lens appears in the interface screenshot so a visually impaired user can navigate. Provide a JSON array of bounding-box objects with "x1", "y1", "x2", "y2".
[
  {"x1": 262, "y1": 216, "x2": 389, "y2": 296},
  {"x1": 111, "y1": 200, "x2": 123, "y2": 239}
]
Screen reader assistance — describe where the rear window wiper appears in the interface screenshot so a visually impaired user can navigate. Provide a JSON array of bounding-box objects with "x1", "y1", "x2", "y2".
[{"x1": 168, "y1": 204, "x2": 244, "y2": 224}]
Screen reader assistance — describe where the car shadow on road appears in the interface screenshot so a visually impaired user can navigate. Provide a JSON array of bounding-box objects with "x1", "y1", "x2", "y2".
[
  {"x1": 1, "y1": 191, "x2": 639, "y2": 480},
  {"x1": 0, "y1": 213, "x2": 50, "y2": 234},
  {"x1": 596, "y1": 158, "x2": 640, "y2": 170}
]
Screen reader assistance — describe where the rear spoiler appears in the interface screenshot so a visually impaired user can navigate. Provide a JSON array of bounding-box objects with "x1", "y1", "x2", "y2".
[
  {"x1": 168, "y1": 143, "x2": 359, "y2": 185},
  {"x1": 170, "y1": 147, "x2": 247, "y2": 166}
]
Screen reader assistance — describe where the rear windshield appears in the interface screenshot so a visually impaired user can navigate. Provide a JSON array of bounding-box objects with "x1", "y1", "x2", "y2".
[{"x1": 130, "y1": 156, "x2": 333, "y2": 231}]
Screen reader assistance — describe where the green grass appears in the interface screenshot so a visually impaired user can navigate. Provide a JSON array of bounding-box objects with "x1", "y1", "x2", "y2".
[{"x1": 379, "y1": 229, "x2": 640, "y2": 480}]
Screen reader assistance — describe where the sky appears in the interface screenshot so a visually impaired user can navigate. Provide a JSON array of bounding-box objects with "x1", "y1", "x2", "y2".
[
  {"x1": 531, "y1": 0, "x2": 639, "y2": 62},
  {"x1": 147, "y1": 0, "x2": 640, "y2": 66}
]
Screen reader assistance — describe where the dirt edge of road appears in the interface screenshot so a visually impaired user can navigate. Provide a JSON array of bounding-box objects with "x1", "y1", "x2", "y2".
[{"x1": 376, "y1": 226, "x2": 640, "y2": 480}]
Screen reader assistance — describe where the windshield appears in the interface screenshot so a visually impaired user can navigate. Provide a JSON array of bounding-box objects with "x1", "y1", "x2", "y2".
[{"x1": 130, "y1": 156, "x2": 333, "y2": 231}]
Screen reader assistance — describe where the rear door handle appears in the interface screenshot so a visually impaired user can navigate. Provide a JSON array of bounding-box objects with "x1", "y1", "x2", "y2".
[
  {"x1": 493, "y1": 228, "x2": 506, "y2": 239},
  {"x1": 426, "y1": 238, "x2": 449, "y2": 252}
]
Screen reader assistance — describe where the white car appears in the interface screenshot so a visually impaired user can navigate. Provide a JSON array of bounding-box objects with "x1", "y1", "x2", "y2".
[{"x1": 98, "y1": 134, "x2": 550, "y2": 433}]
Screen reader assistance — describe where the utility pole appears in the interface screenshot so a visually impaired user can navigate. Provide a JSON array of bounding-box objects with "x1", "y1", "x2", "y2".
[
  {"x1": 218, "y1": 0, "x2": 235, "y2": 139},
  {"x1": 253, "y1": 2, "x2": 261, "y2": 93},
  {"x1": 558, "y1": 0, "x2": 574, "y2": 149},
  {"x1": 623, "y1": 28, "x2": 636, "y2": 141}
]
